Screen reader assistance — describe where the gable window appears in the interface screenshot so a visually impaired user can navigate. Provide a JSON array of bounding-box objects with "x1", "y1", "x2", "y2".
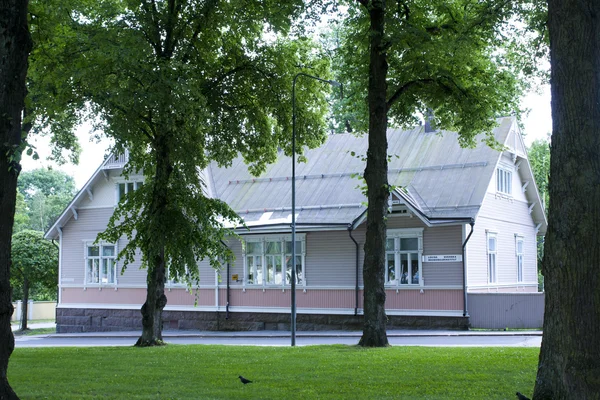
[
  {"x1": 496, "y1": 167, "x2": 512, "y2": 195},
  {"x1": 516, "y1": 235, "x2": 524, "y2": 282},
  {"x1": 243, "y1": 234, "x2": 305, "y2": 287},
  {"x1": 85, "y1": 243, "x2": 117, "y2": 285},
  {"x1": 116, "y1": 180, "x2": 143, "y2": 203},
  {"x1": 385, "y1": 228, "x2": 423, "y2": 286},
  {"x1": 487, "y1": 232, "x2": 497, "y2": 284}
]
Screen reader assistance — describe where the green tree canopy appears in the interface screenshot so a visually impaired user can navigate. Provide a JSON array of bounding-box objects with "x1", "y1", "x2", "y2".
[
  {"x1": 34, "y1": 0, "x2": 335, "y2": 345},
  {"x1": 527, "y1": 136, "x2": 550, "y2": 214},
  {"x1": 16, "y1": 168, "x2": 77, "y2": 232},
  {"x1": 330, "y1": 0, "x2": 540, "y2": 346}
]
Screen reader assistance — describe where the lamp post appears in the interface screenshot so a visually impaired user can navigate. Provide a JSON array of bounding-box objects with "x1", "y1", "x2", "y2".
[{"x1": 291, "y1": 73, "x2": 342, "y2": 346}]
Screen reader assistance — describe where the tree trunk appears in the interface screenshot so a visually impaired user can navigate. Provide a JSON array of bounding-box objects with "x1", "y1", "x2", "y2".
[
  {"x1": 358, "y1": 0, "x2": 389, "y2": 348},
  {"x1": 19, "y1": 278, "x2": 28, "y2": 331},
  {"x1": 135, "y1": 137, "x2": 171, "y2": 347},
  {"x1": 0, "y1": 0, "x2": 31, "y2": 398},
  {"x1": 533, "y1": 0, "x2": 600, "y2": 398}
]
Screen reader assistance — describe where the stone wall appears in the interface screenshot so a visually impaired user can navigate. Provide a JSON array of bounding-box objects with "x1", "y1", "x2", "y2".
[{"x1": 56, "y1": 308, "x2": 468, "y2": 333}]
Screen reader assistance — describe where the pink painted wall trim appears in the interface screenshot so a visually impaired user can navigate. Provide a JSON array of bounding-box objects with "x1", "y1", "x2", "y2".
[{"x1": 61, "y1": 287, "x2": 463, "y2": 311}]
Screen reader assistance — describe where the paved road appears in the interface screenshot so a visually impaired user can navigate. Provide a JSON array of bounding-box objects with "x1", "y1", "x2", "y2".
[{"x1": 15, "y1": 331, "x2": 542, "y2": 348}]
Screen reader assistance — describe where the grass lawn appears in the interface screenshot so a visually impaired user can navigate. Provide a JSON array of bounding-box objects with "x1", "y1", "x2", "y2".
[{"x1": 9, "y1": 345, "x2": 537, "y2": 399}]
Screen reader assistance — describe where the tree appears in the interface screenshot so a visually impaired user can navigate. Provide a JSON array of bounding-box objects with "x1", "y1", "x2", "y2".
[
  {"x1": 533, "y1": 0, "x2": 600, "y2": 398},
  {"x1": 12, "y1": 192, "x2": 30, "y2": 235},
  {"x1": 38, "y1": 1, "x2": 333, "y2": 346},
  {"x1": 0, "y1": 0, "x2": 32, "y2": 397},
  {"x1": 17, "y1": 168, "x2": 77, "y2": 232},
  {"x1": 334, "y1": 1, "x2": 534, "y2": 346},
  {"x1": 10, "y1": 230, "x2": 58, "y2": 330},
  {"x1": 527, "y1": 136, "x2": 549, "y2": 290}
]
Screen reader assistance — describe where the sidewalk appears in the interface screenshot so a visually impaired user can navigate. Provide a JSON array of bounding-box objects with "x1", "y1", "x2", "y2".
[
  {"x1": 11, "y1": 322, "x2": 56, "y2": 332},
  {"x1": 50, "y1": 328, "x2": 542, "y2": 339}
]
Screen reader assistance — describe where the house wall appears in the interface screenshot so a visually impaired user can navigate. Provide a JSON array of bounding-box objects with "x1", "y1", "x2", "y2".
[{"x1": 467, "y1": 158, "x2": 539, "y2": 291}]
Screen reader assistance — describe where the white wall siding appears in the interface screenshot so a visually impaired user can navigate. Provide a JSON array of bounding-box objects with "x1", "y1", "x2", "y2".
[{"x1": 467, "y1": 192, "x2": 538, "y2": 289}]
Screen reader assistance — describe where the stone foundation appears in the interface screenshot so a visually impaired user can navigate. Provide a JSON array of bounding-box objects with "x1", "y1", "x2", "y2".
[{"x1": 56, "y1": 308, "x2": 468, "y2": 333}]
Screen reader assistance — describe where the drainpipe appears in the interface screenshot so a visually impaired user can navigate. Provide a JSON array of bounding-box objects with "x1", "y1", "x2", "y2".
[
  {"x1": 462, "y1": 220, "x2": 475, "y2": 318},
  {"x1": 348, "y1": 226, "x2": 359, "y2": 316},
  {"x1": 220, "y1": 240, "x2": 231, "y2": 320}
]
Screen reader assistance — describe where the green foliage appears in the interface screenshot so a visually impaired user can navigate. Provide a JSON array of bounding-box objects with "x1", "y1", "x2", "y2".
[
  {"x1": 10, "y1": 230, "x2": 58, "y2": 301},
  {"x1": 10, "y1": 345, "x2": 538, "y2": 399},
  {"x1": 332, "y1": 0, "x2": 541, "y2": 143},
  {"x1": 13, "y1": 192, "x2": 30, "y2": 234},
  {"x1": 16, "y1": 168, "x2": 77, "y2": 232},
  {"x1": 527, "y1": 136, "x2": 550, "y2": 213},
  {"x1": 34, "y1": 1, "x2": 335, "y2": 286}
]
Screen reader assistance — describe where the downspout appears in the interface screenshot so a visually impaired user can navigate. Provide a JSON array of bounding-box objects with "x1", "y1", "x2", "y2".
[
  {"x1": 462, "y1": 220, "x2": 475, "y2": 318},
  {"x1": 348, "y1": 226, "x2": 359, "y2": 316},
  {"x1": 220, "y1": 240, "x2": 230, "y2": 320}
]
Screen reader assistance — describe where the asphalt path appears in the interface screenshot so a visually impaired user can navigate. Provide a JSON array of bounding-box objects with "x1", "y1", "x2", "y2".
[{"x1": 15, "y1": 333, "x2": 542, "y2": 348}]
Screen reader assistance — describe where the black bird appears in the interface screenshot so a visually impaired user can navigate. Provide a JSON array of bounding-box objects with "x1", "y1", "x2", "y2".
[
  {"x1": 516, "y1": 392, "x2": 530, "y2": 400},
  {"x1": 239, "y1": 375, "x2": 252, "y2": 385}
]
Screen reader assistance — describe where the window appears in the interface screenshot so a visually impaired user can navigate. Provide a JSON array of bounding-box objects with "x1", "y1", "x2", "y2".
[
  {"x1": 85, "y1": 243, "x2": 117, "y2": 285},
  {"x1": 516, "y1": 236, "x2": 524, "y2": 282},
  {"x1": 243, "y1": 235, "x2": 305, "y2": 287},
  {"x1": 496, "y1": 167, "x2": 512, "y2": 195},
  {"x1": 487, "y1": 232, "x2": 497, "y2": 283},
  {"x1": 385, "y1": 229, "x2": 423, "y2": 286},
  {"x1": 116, "y1": 180, "x2": 143, "y2": 203}
]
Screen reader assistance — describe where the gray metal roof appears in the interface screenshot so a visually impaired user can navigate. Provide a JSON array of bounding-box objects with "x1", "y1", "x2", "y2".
[{"x1": 210, "y1": 117, "x2": 520, "y2": 229}]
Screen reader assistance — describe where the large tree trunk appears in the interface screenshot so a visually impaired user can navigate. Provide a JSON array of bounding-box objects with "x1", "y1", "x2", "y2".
[
  {"x1": 533, "y1": 0, "x2": 600, "y2": 398},
  {"x1": 0, "y1": 0, "x2": 31, "y2": 398},
  {"x1": 135, "y1": 137, "x2": 171, "y2": 347},
  {"x1": 358, "y1": 0, "x2": 389, "y2": 347},
  {"x1": 19, "y1": 278, "x2": 28, "y2": 331}
]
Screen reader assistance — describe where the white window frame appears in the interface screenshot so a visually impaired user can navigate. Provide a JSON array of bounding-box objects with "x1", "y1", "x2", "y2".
[
  {"x1": 166, "y1": 266, "x2": 190, "y2": 287},
  {"x1": 496, "y1": 166, "x2": 512, "y2": 195},
  {"x1": 242, "y1": 234, "x2": 306, "y2": 288},
  {"x1": 385, "y1": 228, "x2": 424, "y2": 287},
  {"x1": 516, "y1": 235, "x2": 524, "y2": 283},
  {"x1": 115, "y1": 179, "x2": 144, "y2": 204},
  {"x1": 487, "y1": 232, "x2": 498, "y2": 284},
  {"x1": 84, "y1": 241, "x2": 118, "y2": 287}
]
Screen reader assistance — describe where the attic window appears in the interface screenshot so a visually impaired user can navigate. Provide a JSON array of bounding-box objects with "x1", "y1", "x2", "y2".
[
  {"x1": 116, "y1": 180, "x2": 143, "y2": 203},
  {"x1": 496, "y1": 167, "x2": 512, "y2": 195}
]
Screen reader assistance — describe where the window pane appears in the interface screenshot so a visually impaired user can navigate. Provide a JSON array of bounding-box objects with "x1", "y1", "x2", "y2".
[
  {"x1": 400, "y1": 238, "x2": 418, "y2": 251},
  {"x1": 517, "y1": 240, "x2": 524, "y2": 254},
  {"x1": 386, "y1": 253, "x2": 395, "y2": 284},
  {"x1": 275, "y1": 256, "x2": 283, "y2": 285},
  {"x1": 411, "y1": 254, "x2": 419, "y2": 284},
  {"x1": 127, "y1": 182, "x2": 135, "y2": 193},
  {"x1": 88, "y1": 246, "x2": 99, "y2": 257},
  {"x1": 386, "y1": 238, "x2": 395, "y2": 251},
  {"x1": 118, "y1": 183, "x2": 126, "y2": 201},
  {"x1": 400, "y1": 254, "x2": 408, "y2": 284},
  {"x1": 102, "y1": 245, "x2": 115, "y2": 257},
  {"x1": 246, "y1": 256, "x2": 254, "y2": 284},
  {"x1": 285, "y1": 256, "x2": 303, "y2": 285},
  {"x1": 266, "y1": 241, "x2": 282, "y2": 255},
  {"x1": 136, "y1": 181, "x2": 143, "y2": 189},
  {"x1": 266, "y1": 256, "x2": 275, "y2": 283},
  {"x1": 285, "y1": 240, "x2": 302, "y2": 254},
  {"x1": 517, "y1": 255, "x2": 523, "y2": 282},
  {"x1": 488, "y1": 237, "x2": 496, "y2": 252},
  {"x1": 255, "y1": 256, "x2": 263, "y2": 284},
  {"x1": 246, "y1": 242, "x2": 262, "y2": 254}
]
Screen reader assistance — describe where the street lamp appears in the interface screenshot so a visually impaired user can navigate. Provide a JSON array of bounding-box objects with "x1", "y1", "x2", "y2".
[{"x1": 291, "y1": 73, "x2": 342, "y2": 346}]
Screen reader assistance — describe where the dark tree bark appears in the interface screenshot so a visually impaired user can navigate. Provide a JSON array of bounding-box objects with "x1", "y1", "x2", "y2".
[
  {"x1": 358, "y1": 0, "x2": 390, "y2": 347},
  {"x1": 0, "y1": 0, "x2": 31, "y2": 398},
  {"x1": 533, "y1": 0, "x2": 600, "y2": 398},
  {"x1": 20, "y1": 278, "x2": 28, "y2": 331},
  {"x1": 135, "y1": 137, "x2": 171, "y2": 347}
]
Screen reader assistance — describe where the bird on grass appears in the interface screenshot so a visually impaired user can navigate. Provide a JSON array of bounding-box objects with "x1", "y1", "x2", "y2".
[
  {"x1": 239, "y1": 375, "x2": 252, "y2": 385},
  {"x1": 516, "y1": 392, "x2": 530, "y2": 400}
]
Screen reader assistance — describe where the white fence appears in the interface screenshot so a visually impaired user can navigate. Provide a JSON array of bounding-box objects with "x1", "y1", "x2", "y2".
[
  {"x1": 11, "y1": 301, "x2": 56, "y2": 322},
  {"x1": 468, "y1": 293, "x2": 544, "y2": 329}
]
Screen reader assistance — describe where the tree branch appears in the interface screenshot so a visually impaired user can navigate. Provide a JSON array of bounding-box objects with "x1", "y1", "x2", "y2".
[{"x1": 386, "y1": 79, "x2": 434, "y2": 110}]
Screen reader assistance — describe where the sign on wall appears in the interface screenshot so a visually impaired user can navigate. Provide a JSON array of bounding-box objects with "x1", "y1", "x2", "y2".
[{"x1": 423, "y1": 255, "x2": 463, "y2": 263}]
